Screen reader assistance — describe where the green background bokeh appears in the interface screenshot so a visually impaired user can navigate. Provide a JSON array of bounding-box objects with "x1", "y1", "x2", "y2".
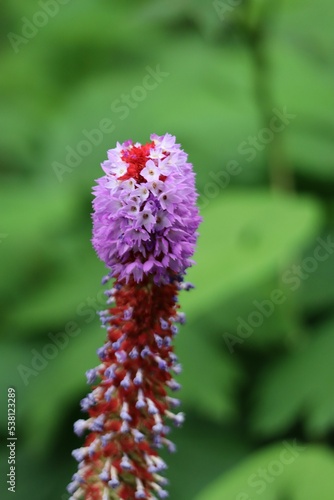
[{"x1": 1, "y1": 1, "x2": 334, "y2": 499}]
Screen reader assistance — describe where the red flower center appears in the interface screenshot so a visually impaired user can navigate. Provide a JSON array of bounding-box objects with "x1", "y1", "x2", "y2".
[
  {"x1": 118, "y1": 142, "x2": 167, "y2": 183},
  {"x1": 119, "y1": 142, "x2": 153, "y2": 183}
]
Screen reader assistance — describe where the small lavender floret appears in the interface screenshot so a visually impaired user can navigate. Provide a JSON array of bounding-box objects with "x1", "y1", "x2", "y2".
[
  {"x1": 109, "y1": 478, "x2": 120, "y2": 489},
  {"x1": 90, "y1": 414, "x2": 105, "y2": 432},
  {"x1": 85, "y1": 368, "x2": 98, "y2": 384},
  {"x1": 74, "y1": 419, "x2": 87, "y2": 437}
]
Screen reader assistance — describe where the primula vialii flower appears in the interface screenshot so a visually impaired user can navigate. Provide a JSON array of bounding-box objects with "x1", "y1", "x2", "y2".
[{"x1": 68, "y1": 133, "x2": 201, "y2": 500}]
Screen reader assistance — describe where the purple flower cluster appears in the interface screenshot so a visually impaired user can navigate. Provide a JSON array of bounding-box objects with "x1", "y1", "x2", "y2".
[{"x1": 92, "y1": 133, "x2": 201, "y2": 283}]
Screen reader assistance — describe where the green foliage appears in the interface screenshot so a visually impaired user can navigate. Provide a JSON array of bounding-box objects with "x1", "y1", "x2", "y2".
[
  {"x1": 267, "y1": 0, "x2": 334, "y2": 180},
  {"x1": 0, "y1": 183, "x2": 76, "y2": 299},
  {"x1": 195, "y1": 443, "x2": 334, "y2": 500},
  {"x1": 183, "y1": 191, "x2": 322, "y2": 315},
  {"x1": 164, "y1": 416, "x2": 251, "y2": 500},
  {"x1": 250, "y1": 319, "x2": 334, "y2": 438},
  {"x1": 21, "y1": 322, "x2": 104, "y2": 454},
  {"x1": 1, "y1": 0, "x2": 334, "y2": 499},
  {"x1": 176, "y1": 320, "x2": 243, "y2": 422}
]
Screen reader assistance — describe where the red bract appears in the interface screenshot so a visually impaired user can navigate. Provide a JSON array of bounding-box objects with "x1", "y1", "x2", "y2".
[{"x1": 69, "y1": 276, "x2": 191, "y2": 499}]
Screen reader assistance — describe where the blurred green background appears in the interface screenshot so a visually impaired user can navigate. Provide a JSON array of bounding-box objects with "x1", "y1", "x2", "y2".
[{"x1": 1, "y1": 0, "x2": 334, "y2": 499}]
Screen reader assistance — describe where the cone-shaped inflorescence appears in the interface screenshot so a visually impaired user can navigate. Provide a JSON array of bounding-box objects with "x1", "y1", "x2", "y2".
[{"x1": 68, "y1": 133, "x2": 201, "y2": 500}]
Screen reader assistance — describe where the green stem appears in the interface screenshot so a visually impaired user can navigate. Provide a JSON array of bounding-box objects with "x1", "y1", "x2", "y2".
[{"x1": 245, "y1": 1, "x2": 295, "y2": 192}]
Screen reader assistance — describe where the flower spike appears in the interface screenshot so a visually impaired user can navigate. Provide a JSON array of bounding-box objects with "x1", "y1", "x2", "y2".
[{"x1": 69, "y1": 133, "x2": 201, "y2": 500}]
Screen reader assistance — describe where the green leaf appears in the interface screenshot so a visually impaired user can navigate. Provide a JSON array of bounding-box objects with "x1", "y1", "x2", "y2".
[
  {"x1": 176, "y1": 321, "x2": 243, "y2": 422},
  {"x1": 250, "y1": 319, "x2": 334, "y2": 438},
  {"x1": 21, "y1": 321, "x2": 104, "y2": 454},
  {"x1": 162, "y1": 416, "x2": 251, "y2": 500},
  {"x1": 5, "y1": 242, "x2": 106, "y2": 336},
  {"x1": 267, "y1": 1, "x2": 334, "y2": 181},
  {"x1": 298, "y1": 232, "x2": 334, "y2": 314},
  {"x1": 195, "y1": 443, "x2": 334, "y2": 500},
  {"x1": 173, "y1": 191, "x2": 321, "y2": 422},
  {"x1": 197, "y1": 278, "x2": 299, "y2": 350},
  {"x1": 182, "y1": 190, "x2": 322, "y2": 318},
  {"x1": 0, "y1": 183, "x2": 76, "y2": 299}
]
